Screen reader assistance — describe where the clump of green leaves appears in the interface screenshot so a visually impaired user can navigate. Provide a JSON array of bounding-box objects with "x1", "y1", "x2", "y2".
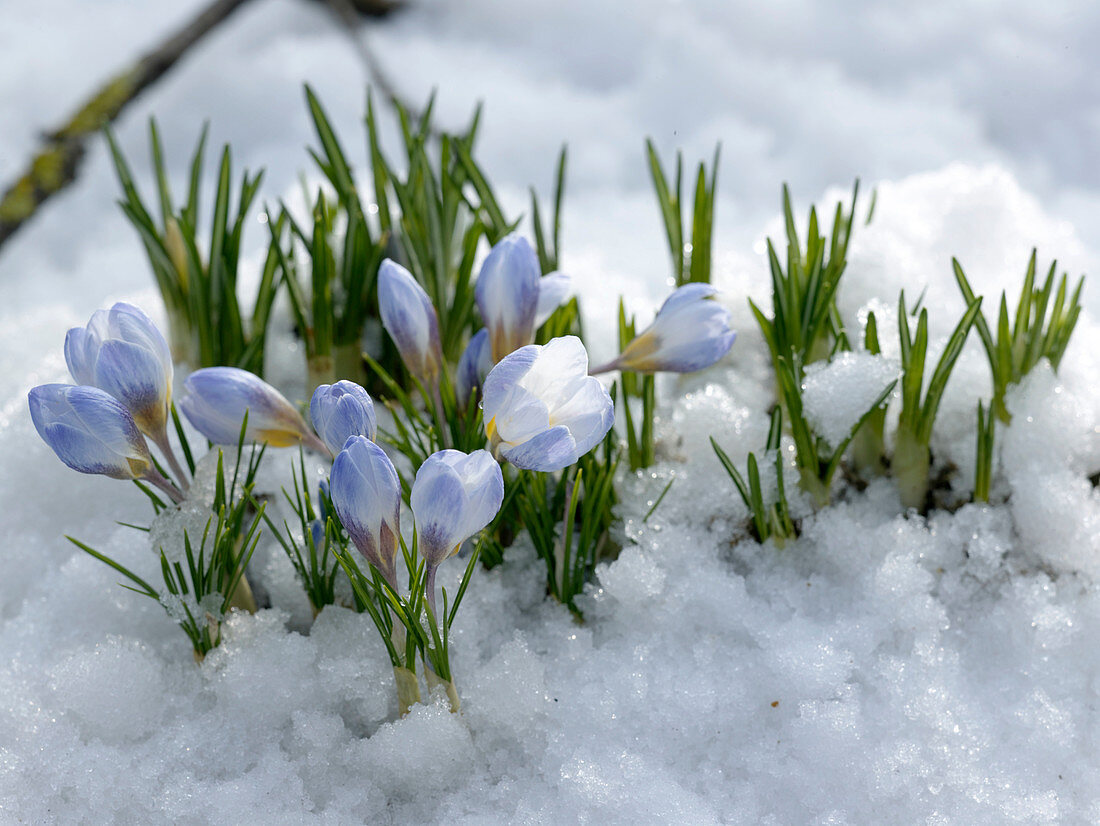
[
  {"x1": 272, "y1": 87, "x2": 391, "y2": 389},
  {"x1": 893, "y1": 291, "x2": 983, "y2": 511},
  {"x1": 646, "y1": 140, "x2": 720, "y2": 286},
  {"x1": 70, "y1": 427, "x2": 266, "y2": 662},
  {"x1": 751, "y1": 181, "x2": 860, "y2": 372},
  {"x1": 107, "y1": 121, "x2": 277, "y2": 374},
  {"x1": 259, "y1": 449, "x2": 348, "y2": 617},
  {"x1": 513, "y1": 434, "x2": 619, "y2": 615},
  {"x1": 337, "y1": 529, "x2": 481, "y2": 714},
  {"x1": 712, "y1": 408, "x2": 797, "y2": 546},
  {"x1": 954, "y1": 250, "x2": 1083, "y2": 423}
]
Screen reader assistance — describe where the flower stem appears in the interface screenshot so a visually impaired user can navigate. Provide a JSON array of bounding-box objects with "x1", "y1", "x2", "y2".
[
  {"x1": 145, "y1": 468, "x2": 185, "y2": 504},
  {"x1": 393, "y1": 665, "x2": 421, "y2": 716},
  {"x1": 151, "y1": 430, "x2": 190, "y2": 492}
]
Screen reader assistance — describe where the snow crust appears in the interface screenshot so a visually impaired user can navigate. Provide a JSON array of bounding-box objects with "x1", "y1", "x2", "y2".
[{"x1": 2, "y1": 2, "x2": 1100, "y2": 823}]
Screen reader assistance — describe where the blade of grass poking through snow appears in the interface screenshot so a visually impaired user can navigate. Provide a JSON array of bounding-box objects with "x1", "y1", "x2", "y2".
[
  {"x1": 850, "y1": 312, "x2": 890, "y2": 476},
  {"x1": 973, "y1": 401, "x2": 995, "y2": 504},
  {"x1": 893, "y1": 291, "x2": 983, "y2": 511},
  {"x1": 750, "y1": 181, "x2": 860, "y2": 377},
  {"x1": 531, "y1": 145, "x2": 567, "y2": 273},
  {"x1": 953, "y1": 250, "x2": 1084, "y2": 423},
  {"x1": 645, "y1": 140, "x2": 720, "y2": 285},
  {"x1": 106, "y1": 120, "x2": 270, "y2": 374},
  {"x1": 711, "y1": 408, "x2": 796, "y2": 545}
]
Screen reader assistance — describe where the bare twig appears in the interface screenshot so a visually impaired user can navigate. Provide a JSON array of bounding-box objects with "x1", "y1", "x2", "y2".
[{"x1": 0, "y1": 0, "x2": 257, "y2": 250}]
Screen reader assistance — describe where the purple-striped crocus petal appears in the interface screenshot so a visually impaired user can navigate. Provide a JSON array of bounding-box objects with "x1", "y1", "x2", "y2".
[
  {"x1": 64, "y1": 303, "x2": 174, "y2": 438},
  {"x1": 330, "y1": 435, "x2": 401, "y2": 587},
  {"x1": 94, "y1": 339, "x2": 170, "y2": 437},
  {"x1": 615, "y1": 284, "x2": 736, "y2": 373},
  {"x1": 481, "y1": 336, "x2": 614, "y2": 471},
  {"x1": 410, "y1": 448, "x2": 503, "y2": 568},
  {"x1": 310, "y1": 380, "x2": 377, "y2": 456},
  {"x1": 28, "y1": 384, "x2": 152, "y2": 480},
  {"x1": 534, "y1": 271, "x2": 572, "y2": 328},
  {"x1": 180, "y1": 366, "x2": 323, "y2": 450},
  {"x1": 475, "y1": 234, "x2": 541, "y2": 363},
  {"x1": 455, "y1": 328, "x2": 492, "y2": 409},
  {"x1": 378, "y1": 259, "x2": 443, "y2": 383}
]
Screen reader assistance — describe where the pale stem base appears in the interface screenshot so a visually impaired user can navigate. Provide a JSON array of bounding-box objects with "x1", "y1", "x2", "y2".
[
  {"x1": 425, "y1": 667, "x2": 460, "y2": 714},
  {"x1": 894, "y1": 424, "x2": 930, "y2": 511},
  {"x1": 393, "y1": 666, "x2": 421, "y2": 716}
]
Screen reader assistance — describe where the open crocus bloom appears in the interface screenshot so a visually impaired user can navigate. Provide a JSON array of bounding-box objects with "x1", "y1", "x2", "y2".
[
  {"x1": 594, "y1": 283, "x2": 737, "y2": 374},
  {"x1": 481, "y1": 336, "x2": 614, "y2": 472},
  {"x1": 28, "y1": 384, "x2": 153, "y2": 480},
  {"x1": 310, "y1": 381, "x2": 377, "y2": 456},
  {"x1": 64, "y1": 302, "x2": 173, "y2": 440},
  {"x1": 329, "y1": 435, "x2": 401, "y2": 589},
  {"x1": 180, "y1": 367, "x2": 327, "y2": 453},
  {"x1": 411, "y1": 449, "x2": 504, "y2": 568},
  {"x1": 378, "y1": 259, "x2": 443, "y2": 383}
]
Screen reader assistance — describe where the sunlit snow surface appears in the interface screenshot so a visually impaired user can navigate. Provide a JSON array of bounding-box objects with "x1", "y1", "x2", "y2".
[{"x1": 3, "y1": 1, "x2": 1100, "y2": 823}]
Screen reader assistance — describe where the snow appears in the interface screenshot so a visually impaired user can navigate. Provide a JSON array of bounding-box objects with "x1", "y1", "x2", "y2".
[
  {"x1": 3, "y1": 1, "x2": 1100, "y2": 823},
  {"x1": 802, "y1": 352, "x2": 899, "y2": 449}
]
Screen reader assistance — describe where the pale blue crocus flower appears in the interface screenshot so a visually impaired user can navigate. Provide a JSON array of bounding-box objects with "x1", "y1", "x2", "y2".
[
  {"x1": 329, "y1": 435, "x2": 402, "y2": 589},
  {"x1": 378, "y1": 259, "x2": 443, "y2": 384},
  {"x1": 475, "y1": 234, "x2": 542, "y2": 363},
  {"x1": 180, "y1": 367, "x2": 328, "y2": 454},
  {"x1": 410, "y1": 448, "x2": 503, "y2": 616},
  {"x1": 455, "y1": 328, "x2": 492, "y2": 409},
  {"x1": 590, "y1": 284, "x2": 736, "y2": 374},
  {"x1": 310, "y1": 381, "x2": 377, "y2": 456},
  {"x1": 28, "y1": 383, "x2": 182, "y2": 502},
  {"x1": 63, "y1": 302, "x2": 184, "y2": 481},
  {"x1": 481, "y1": 335, "x2": 614, "y2": 473}
]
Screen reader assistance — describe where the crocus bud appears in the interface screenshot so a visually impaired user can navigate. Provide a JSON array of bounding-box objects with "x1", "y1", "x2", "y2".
[
  {"x1": 329, "y1": 436, "x2": 402, "y2": 588},
  {"x1": 378, "y1": 259, "x2": 443, "y2": 383},
  {"x1": 179, "y1": 367, "x2": 327, "y2": 453},
  {"x1": 597, "y1": 284, "x2": 736, "y2": 374},
  {"x1": 482, "y1": 336, "x2": 614, "y2": 472},
  {"x1": 455, "y1": 329, "x2": 492, "y2": 409},
  {"x1": 475, "y1": 234, "x2": 542, "y2": 363},
  {"x1": 310, "y1": 380, "x2": 377, "y2": 456},
  {"x1": 28, "y1": 384, "x2": 153, "y2": 480},
  {"x1": 534, "y1": 271, "x2": 572, "y2": 328},
  {"x1": 64, "y1": 302, "x2": 174, "y2": 440},
  {"x1": 411, "y1": 449, "x2": 503, "y2": 570}
]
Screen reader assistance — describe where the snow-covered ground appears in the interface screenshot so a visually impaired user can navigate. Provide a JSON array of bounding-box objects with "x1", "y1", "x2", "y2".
[{"x1": 3, "y1": 2, "x2": 1100, "y2": 822}]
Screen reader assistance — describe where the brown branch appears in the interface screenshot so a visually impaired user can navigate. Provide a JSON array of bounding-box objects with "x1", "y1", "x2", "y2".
[{"x1": 0, "y1": 0, "x2": 256, "y2": 250}]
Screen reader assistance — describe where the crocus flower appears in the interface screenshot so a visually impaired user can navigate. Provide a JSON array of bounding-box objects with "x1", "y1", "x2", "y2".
[
  {"x1": 481, "y1": 336, "x2": 614, "y2": 472},
  {"x1": 591, "y1": 284, "x2": 736, "y2": 374},
  {"x1": 64, "y1": 302, "x2": 174, "y2": 443},
  {"x1": 410, "y1": 448, "x2": 503, "y2": 615},
  {"x1": 310, "y1": 380, "x2": 377, "y2": 456},
  {"x1": 475, "y1": 234, "x2": 542, "y2": 363},
  {"x1": 179, "y1": 367, "x2": 327, "y2": 454},
  {"x1": 378, "y1": 259, "x2": 443, "y2": 383},
  {"x1": 455, "y1": 329, "x2": 492, "y2": 409},
  {"x1": 329, "y1": 436, "x2": 402, "y2": 588},
  {"x1": 28, "y1": 384, "x2": 182, "y2": 502}
]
